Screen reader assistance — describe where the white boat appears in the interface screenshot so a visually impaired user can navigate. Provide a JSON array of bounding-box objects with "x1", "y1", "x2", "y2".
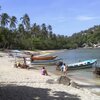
[
  {"x1": 68, "y1": 59, "x2": 97, "y2": 70},
  {"x1": 31, "y1": 58, "x2": 62, "y2": 65}
]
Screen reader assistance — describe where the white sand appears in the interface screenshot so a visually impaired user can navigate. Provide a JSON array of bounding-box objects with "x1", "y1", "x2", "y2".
[{"x1": 0, "y1": 51, "x2": 100, "y2": 100}]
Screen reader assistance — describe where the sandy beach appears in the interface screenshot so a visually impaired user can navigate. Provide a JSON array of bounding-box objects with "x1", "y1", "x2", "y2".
[{"x1": 0, "y1": 51, "x2": 100, "y2": 100}]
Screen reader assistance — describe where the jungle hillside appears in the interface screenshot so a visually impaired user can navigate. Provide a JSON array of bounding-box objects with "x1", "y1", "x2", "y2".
[{"x1": 0, "y1": 6, "x2": 100, "y2": 50}]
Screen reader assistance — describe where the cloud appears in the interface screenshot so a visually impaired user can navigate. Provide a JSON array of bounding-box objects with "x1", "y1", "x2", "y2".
[{"x1": 76, "y1": 16, "x2": 98, "y2": 21}]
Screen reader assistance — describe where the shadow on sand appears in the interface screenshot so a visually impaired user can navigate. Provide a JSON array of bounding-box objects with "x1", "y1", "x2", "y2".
[
  {"x1": 0, "y1": 84, "x2": 80, "y2": 100},
  {"x1": 78, "y1": 84, "x2": 100, "y2": 88}
]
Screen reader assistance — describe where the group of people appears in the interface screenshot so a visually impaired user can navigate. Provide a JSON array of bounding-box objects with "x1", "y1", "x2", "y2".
[
  {"x1": 15, "y1": 55, "x2": 67, "y2": 76},
  {"x1": 14, "y1": 57, "x2": 31, "y2": 69},
  {"x1": 41, "y1": 61, "x2": 68, "y2": 76},
  {"x1": 56, "y1": 61, "x2": 68, "y2": 75}
]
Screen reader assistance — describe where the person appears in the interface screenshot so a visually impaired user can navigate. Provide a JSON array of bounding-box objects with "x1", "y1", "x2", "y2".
[
  {"x1": 17, "y1": 57, "x2": 29, "y2": 69},
  {"x1": 60, "y1": 63, "x2": 64, "y2": 72},
  {"x1": 41, "y1": 67, "x2": 48, "y2": 76},
  {"x1": 63, "y1": 63, "x2": 68, "y2": 75},
  {"x1": 14, "y1": 61, "x2": 29, "y2": 69},
  {"x1": 25, "y1": 57, "x2": 31, "y2": 67},
  {"x1": 56, "y1": 61, "x2": 63, "y2": 70},
  {"x1": 60, "y1": 63, "x2": 68, "y2": 75},
  {"x1": 31, "y1": 54, "x2": 34, "y2": 62}
]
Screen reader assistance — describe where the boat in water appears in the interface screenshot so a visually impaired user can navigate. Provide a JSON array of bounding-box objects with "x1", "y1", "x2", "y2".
[
  {"x1": 31, "y1": 58, "x2": 62, "y2": 65},
  {"x1": 68, "y1": 59, "x2": 97, "y2": 70}
]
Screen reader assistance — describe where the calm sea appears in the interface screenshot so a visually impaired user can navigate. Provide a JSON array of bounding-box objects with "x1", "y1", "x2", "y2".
[{"x1": 47, "y1": 48, "x2": 100, "y2": 85}]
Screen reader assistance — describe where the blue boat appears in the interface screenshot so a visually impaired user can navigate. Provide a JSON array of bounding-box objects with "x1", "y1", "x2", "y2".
[{"x1": 68, "y1": 59, "x2": 97, "y2": 70}]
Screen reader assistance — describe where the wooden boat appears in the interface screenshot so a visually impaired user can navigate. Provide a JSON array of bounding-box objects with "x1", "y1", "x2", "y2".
[
  {"x1": 31, "y1": 56, "x2": 57, "y2": 61},
  {"x1": 68, "y1": 59, "x2": 97, "y2": 70}
]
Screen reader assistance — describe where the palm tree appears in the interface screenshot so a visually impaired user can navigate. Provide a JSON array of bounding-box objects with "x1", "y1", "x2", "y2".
[
  {"x1": 41, "y1": 23, "x2": 48, "y2": 38},
  {"x1": 0, "y1": 13, "x2": 9, "y2": 27},
  {"x1": 9, "y1": 16, "x2": 17, "y2": 30},
  {"x1": 20, "y1": 13, "x2": 30, "y2": 31},
  {"x1": 47, "y1": 25, "x2": 52, "y2": 38},
  {"x1": 0, "y1": 6, "x2": 1, "y2": 25},
  {"x1": 18, "y1": 24, "x2": 25, "y2": 34},
  {"x1": 31, "y1": 23, "x2": 41, "y2": 37}
]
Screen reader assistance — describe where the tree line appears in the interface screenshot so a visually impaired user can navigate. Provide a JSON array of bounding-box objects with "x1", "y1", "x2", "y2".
[{"x1": 0, "y1": 6, "x2": 100, "y2": 50}]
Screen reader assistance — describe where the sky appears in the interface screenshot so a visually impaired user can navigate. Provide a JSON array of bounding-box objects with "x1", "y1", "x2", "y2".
[{"x1": 0, "y1": 0, "x2": 100, "y2": 36}]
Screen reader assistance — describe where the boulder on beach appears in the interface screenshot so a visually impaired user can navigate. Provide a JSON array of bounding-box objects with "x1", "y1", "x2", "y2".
[
  {"x1": 70, "y1": 81, "x2": 79, "y2": 89},
  {"x1": 93, "y1": 67, "x2": 100, "y2": 75},
  {"x1": 56, "y1": 76, "x2": 71, "y2": 86}
]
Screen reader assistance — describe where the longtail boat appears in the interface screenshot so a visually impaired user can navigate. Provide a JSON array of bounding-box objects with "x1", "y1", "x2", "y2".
[
  {"x1": 31, "y1": 58, "x2": 62, "y2": 65},
  {"x1": 68, "y1": 59, "x2": 97, "y2": 70},
  {"x1": 31, "y1": 56, "x2": 57, "y2": 61}
]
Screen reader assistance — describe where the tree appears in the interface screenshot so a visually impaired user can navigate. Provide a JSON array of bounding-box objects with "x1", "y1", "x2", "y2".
[
  {"x1": 47, "y1": 25, "x2": 52, "y2": 38},
  {"x1": 9, "y1": 16, "x2": 17, "y2": 30},
  {"x1": 0, "y1": 13, "x2": 9, "y2": 27},
  {"x1": 48, "y1": 25, "x2": 52, "y2": 33},
  {"x1": 0, "y1": 6, "x2": 1, "y2": 25},
  {"x1": 41, "y1": 23, "x2": 48, "y2": 38},
  {"x1": 18, "y1": 24, "x2": 25, "y2": 34},
  {"x1": 31, "y1": 23, "x2": 41, "y2": 37},
  {"x1": 20, "y1": 13, "x2": 30, "y2": 31}
]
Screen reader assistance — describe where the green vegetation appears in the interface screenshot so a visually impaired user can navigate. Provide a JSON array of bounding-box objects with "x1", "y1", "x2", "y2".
[{"x1": 0, "y1": 6, "x2": 100, "y2": 50}]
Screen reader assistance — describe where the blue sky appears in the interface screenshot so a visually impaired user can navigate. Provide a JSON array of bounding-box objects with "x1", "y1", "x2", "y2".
[{"x1": 0, "y1": 0, "x2": 100, "y2": 36}]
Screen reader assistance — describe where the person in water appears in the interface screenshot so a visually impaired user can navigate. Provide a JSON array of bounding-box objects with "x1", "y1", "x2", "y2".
[{"x1": 41, "y1": 67, "x2": 48, "y2": 76}]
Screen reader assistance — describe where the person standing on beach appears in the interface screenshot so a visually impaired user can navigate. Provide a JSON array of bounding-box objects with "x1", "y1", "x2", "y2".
[
  {"x1": 60, "y1": 62, "x2": 64, "y2": 72},
  {"x1": 62, "y1": 63, "x2": 68, "y2": 75},
  {"x1": 56, "y1": 61, "x2": 63, "y2": 71},
  {"x1": 31, "y1": 54, "x2": 34, "y2": 62}
]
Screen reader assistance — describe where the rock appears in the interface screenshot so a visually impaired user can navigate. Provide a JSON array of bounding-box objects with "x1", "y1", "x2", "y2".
[
  {"x1": 70, "y1": 81, "x2": 80, "y2": 89},
  {"x1": 46, "y1": 79, "x2": 54, "y2": 84},
  {"x1": 56, "y1": 76, "x2": 71, "y2": 86},
  {"x1": 94, "y1": 67, "x2": 100, "y2": 75}
]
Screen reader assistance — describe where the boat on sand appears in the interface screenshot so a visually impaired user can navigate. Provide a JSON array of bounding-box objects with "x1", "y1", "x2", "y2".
[{"x1": 31, "y1": 55, "x2": 57, "y2": 61}]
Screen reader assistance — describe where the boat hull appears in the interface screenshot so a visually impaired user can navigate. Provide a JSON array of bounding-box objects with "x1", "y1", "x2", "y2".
[
  {"x1": 31, "y1": 58, "x2": 62, "y2": 65},
  {"x1": 31, "y1": 56, "x2": 57, "y2": 60},
  {"x1": 68, "y1": 59, "x2": 97, "y2": 70}
]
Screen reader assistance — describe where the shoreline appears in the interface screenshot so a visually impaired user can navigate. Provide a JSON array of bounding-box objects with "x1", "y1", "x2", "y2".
[{"x1": 0, "y1": 51, "x2": 100, "y2": 100}]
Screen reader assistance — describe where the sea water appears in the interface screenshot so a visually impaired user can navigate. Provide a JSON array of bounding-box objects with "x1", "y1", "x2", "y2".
[
  {"x1": 46, "y1": 48, "x2": 100, "y2": 95},
  {"x1": 47, "y1": 48, "x2": 100, "y2": 84}
]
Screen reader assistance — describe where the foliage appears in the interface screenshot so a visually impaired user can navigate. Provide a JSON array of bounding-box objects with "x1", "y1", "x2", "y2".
[{"x1": 0, "y1": 7, "x2": 100, "y2": 50}]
